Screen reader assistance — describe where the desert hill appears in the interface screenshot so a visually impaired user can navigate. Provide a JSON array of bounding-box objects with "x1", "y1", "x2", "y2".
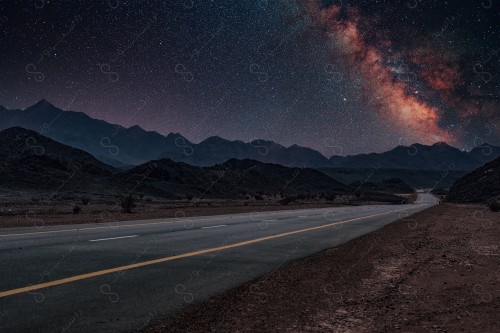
[{"x1": 446, "y1": 157, "x2": 500, "y2": 203}]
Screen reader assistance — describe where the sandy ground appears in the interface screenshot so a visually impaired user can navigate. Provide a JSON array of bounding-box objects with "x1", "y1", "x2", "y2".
[
  {"x1": 143, "y1": 203, "x2": 500, "y2": 333},
  {"x1": 0, "y1": 200, "x2": 345, "y2": 228},
  {"x1": 0, "y1": 199, "x2": 401, "y2": 229}
]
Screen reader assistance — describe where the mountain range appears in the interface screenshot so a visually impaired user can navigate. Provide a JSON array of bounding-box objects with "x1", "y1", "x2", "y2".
[
  {"x1": 0, "y1": 127, "x2": 360, "y2": 201},
  {"x1": 1, "y1": 100, "x2": 499, "y2": 171}
]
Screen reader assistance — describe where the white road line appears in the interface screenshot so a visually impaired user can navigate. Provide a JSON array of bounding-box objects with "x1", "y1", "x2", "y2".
[
  {"x1": 0, "y1": 203, "x2": 424, "y2": 238},
  {"x1": 298, "y1": 215, "x2": 307, "y2": 218},
  {"x1": 202, "y1": 225, "x2": 227, "y2": 229},
  {"x1": 0, "y1": 211, "x2": 297, "y2": 237},
  {"x1": 0, "y1": 217, "x2": 234, "y2": 237},
  {"x1": 89, "y1": 235, "x2": 138, "y2": 242}
]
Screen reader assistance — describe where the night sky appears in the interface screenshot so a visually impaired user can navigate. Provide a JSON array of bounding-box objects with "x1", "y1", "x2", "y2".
[{"x1": 0, "y1": 0, "x2": 498, "y2": 155}]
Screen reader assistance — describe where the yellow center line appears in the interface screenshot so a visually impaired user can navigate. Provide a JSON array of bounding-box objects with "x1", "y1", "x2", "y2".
[{"x1": 0, "y1": 207, "x2": 413, "y2": 298}]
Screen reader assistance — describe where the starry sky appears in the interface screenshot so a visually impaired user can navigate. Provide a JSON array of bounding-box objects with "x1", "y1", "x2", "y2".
[{"x1": 0, "y1": 0, "x2": 498, "y2": 156}]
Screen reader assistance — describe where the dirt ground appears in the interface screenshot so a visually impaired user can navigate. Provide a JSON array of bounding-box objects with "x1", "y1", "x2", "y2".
[
  {"x1": 0, "y1": 200, "x2": 352, "y2": 229},
  {"x1": 143, "y1": 203, "x2": 500, "y2": 333},
  {"x1": 0, "y1": 197, "x2": 404, "y2": 229}
]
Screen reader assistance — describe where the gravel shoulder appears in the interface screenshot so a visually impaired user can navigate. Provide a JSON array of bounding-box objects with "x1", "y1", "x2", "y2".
[{"x1": 143, "y1": 203, "x2": 500, "y2": 333}]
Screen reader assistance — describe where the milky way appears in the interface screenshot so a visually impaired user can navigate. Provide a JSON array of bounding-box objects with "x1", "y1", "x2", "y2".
[
  {"x1": 0, "y1": 0, "x2": 498, "y2": 155},
  {"x1": 302, "y1": 3, "x2": 454, "y2": 145}
]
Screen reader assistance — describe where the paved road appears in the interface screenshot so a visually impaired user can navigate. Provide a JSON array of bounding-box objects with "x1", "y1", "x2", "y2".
[{"x1": 0, "y1": 193, "x2": 437, "y2": 332}]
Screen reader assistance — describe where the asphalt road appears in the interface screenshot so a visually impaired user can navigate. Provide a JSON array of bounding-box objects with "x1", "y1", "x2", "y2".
[{"x1": 0, "y1": 193, "x2": 437, "y2": 332}]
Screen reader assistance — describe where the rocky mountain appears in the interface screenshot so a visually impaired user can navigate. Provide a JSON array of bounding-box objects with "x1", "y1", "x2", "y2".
[
  {"x1": 0, "y1": 100, "x2": 193, "y2": 167},
  {"x1": 329, "y1": 142, "x2": 497, "y2": 171},
  {"x1": 0, "y1": 100, "x2": 331, "y2": 168},
  {"x1": 0, "y1": 128, "x2": 412, "y2": 204},
  {"x1": 319, "y1": 168, "x2": 467, "y2": 189},
  {"x1": 0, "y1": 128, "x2": 349, "y2": 199},
  {"x1": 123, "y1": 158, "x2": 350, "y2": 199},
  {"x1": 446, "y1": 157, "x2": 500, "y2": 203},
  {"x1": 1, "y1": 100, "x2": 499, "y2": 170},
  {"x1": 158, "y1": 136, "x2": 332, "y2": 168}
]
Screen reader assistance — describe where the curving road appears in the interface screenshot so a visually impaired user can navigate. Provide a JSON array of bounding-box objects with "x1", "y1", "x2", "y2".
[{"x1": 0, "y1": 193, "x2": 437, "y2": 332}]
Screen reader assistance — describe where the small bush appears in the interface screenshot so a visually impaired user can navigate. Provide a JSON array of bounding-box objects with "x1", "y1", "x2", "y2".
[
  {"x1": 254, "y1": 194, "x2": 264, "y2": 201},
  {"x1": 81, "y1": 197, "x2": 90, "y2": 205},
  {"x1": 279, "y1": 197, "x2": 295, "y2": 206},
  {"x1": 487, "y1": 198, "x2": 500, "y2": 212},
  {"x1": 325, "y1": 194, "x2": 336, "y2": 201},
  {"x1": 72, "y1": 205, "x2": 81, "y2": 214},
  {"x1": 186, "y1": 194, "x2": 194, "y2": 201},
  {"x1": 120, "y1": 195, "x2": 136, "y2": 213}
]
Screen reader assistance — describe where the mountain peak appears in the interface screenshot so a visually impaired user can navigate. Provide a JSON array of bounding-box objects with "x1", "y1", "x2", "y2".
[
  {"x1": 128, "y1": 125, "x2": 144, "y2": 131},
  {"x1": 0, "y1": 126, "x2": 40, "y2": 137},
  {"x1": 33, "y1": 98, "x2": 55, "y2": 108},
  {"x1": 166, "y1": 132, "x2": 182, "y2": 138},
  {"x1": 432, "y1": 141, "x2": 451, "y2": 147},
  {"x1": 202, "y1": 136, "x2": 229, "y2": 144}
]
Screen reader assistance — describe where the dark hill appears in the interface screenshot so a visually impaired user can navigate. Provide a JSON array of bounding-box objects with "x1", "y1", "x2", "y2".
[
  {"x1": 0, "y1": 129, "x2": 410, "y2": 204},
  {"x1": 468, "y1": 144, "x2": 500, "y2": 165},
  {"x1": 0, "y1": 127, "x2": 115, "y2": 190},
  {"x1": 319, "y1": 167, "x2": 467, "y2": 189},
  {"x1": 350, "y1": 178, "x2": 414, "y2": 194},
  {"x1": 330, "y1": 142, "x2": 486, "y2": 171},
  {"x1": 215, "y1": 159, "x2": 349, "y2": 196},
  {"x1": 123, "y1": 158, "x2": 350, "y2": 199},
  {"x1": 0, "y1": 127, "x2": 115, "y2": 173},
  {"x1": 446, "y1": 157, "x2": 500, "y2": 203}
]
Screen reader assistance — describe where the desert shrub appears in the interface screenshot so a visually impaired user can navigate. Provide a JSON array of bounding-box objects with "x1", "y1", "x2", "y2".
[
  {"x1": 72, "y1": 205, "x2": 81, "y2": 214},
  {"x1": 487, "y1": 198, "x2": 500, "y2": 212},
  {"x1": 186, "y1": 194, "x2": 194, "y2": 201},
  {"x1": 325, "y1": 194, "x2": 337, "y2": 201},
  {"x1": 279, "y1": 197, "x2": 295, "y2": 206},
  {"x1": 295, "y1": 194, "x2": 306, "y2": 200},
  {"x1": 340, "y1": 196, "x2": 352, "y2": 205},
  {"x1": 81, "y1": 197, "x2": 90, "y2": 205},
  {"x1": 120, "y1": 195, "x2": 136, "y2": 213},
  {"x1": 254, "y1": 194, "x2": 264, "y2": 201}
]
